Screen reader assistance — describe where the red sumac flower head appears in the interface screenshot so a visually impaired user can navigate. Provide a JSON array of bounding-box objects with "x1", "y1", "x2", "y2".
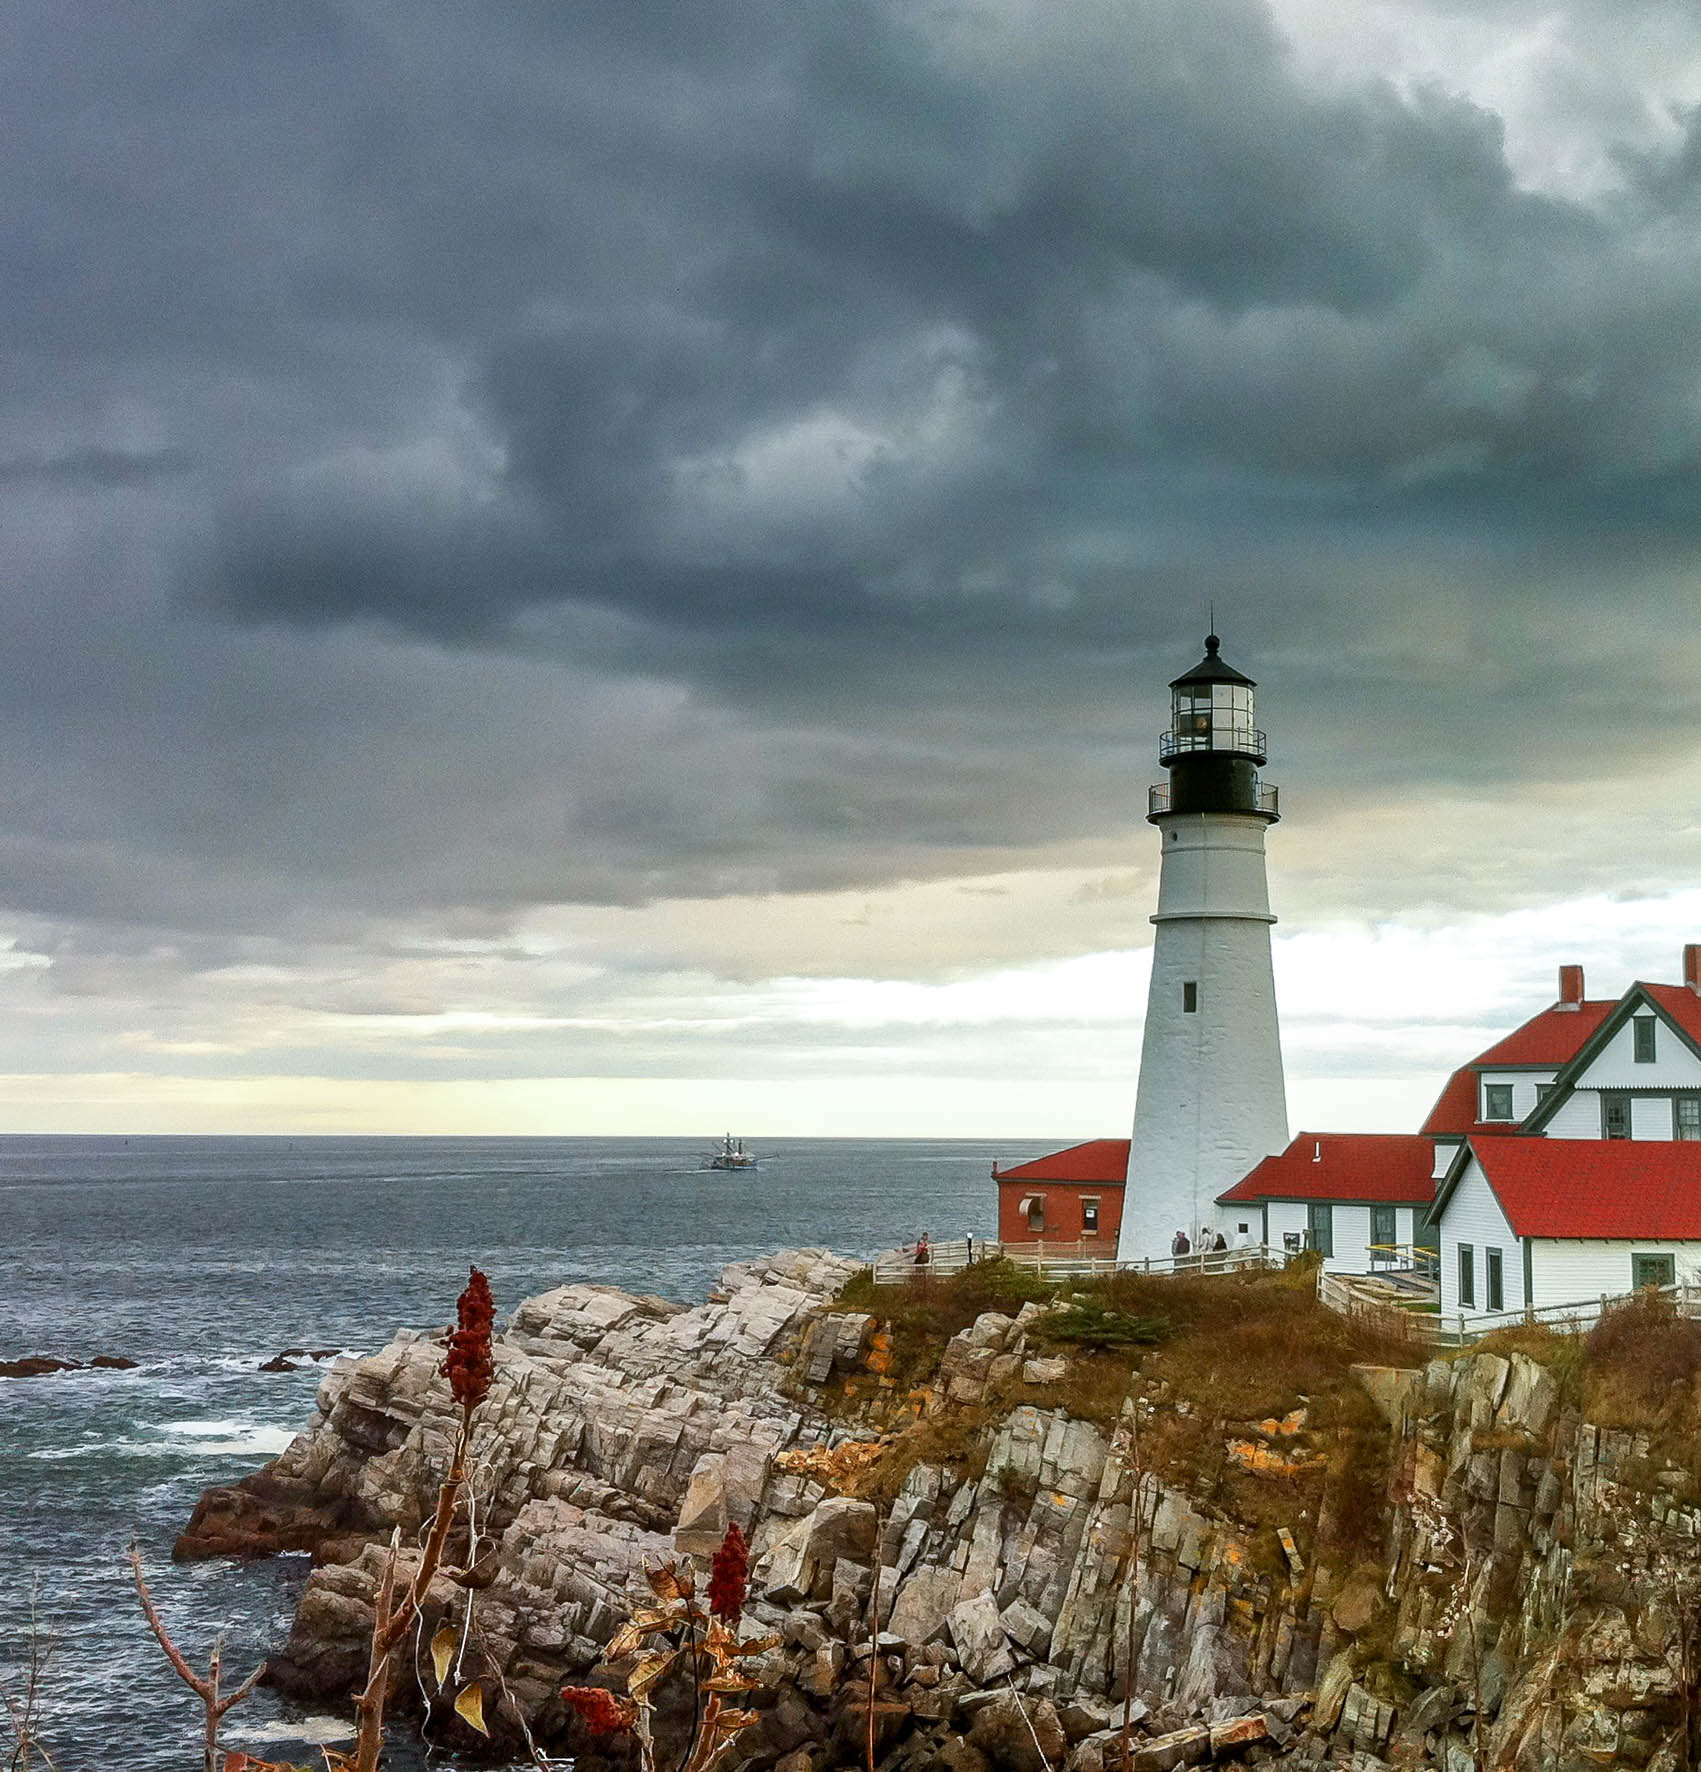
[
  {"x1": 707, "y1": 1520, "x2": 749, "y2": 1623},
  {"x1": 560, "y1": 1685, "x2": 637, "y2": 1735},
  {"x1": 442, "y1": 1265, "x2": 495, "y2": 1410}
]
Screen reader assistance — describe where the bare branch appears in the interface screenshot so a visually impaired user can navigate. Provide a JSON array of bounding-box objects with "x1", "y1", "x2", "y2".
[
  {"x1": 128, "y1": 1545, "x2": 213, "y2": 1702},
  {"x1": 129, "y1": 1544, "x2": 266, "y2": 1772}
]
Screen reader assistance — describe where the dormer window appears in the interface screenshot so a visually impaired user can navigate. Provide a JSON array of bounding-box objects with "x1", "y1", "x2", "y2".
[
  {"x1": 1634, "y1": 1016, "x2": 1657, "y2": 1063},
  {"x1": 1483, "y1": 1083, "x2": 1514, "y2": 1121}
]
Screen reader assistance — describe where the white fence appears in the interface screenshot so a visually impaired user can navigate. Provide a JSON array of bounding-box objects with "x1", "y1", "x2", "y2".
[
  {"x1": 869, "y1": 1239, "x2": 1284, "y2": 1286},
  {"x1": 1428, "y1": 1281, "x2": 1701, "y2": 1347},
  {"x1": 1316, "y1": 1269, "x2": 1701, "y2": 1348}
]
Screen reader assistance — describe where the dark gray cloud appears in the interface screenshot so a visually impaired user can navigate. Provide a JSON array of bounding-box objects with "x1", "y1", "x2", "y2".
[{"x1": 4, "y1": 0, "x2": 1701, "y2": 979}]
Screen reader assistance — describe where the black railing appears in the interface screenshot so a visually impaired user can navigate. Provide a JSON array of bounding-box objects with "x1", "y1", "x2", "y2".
[
  {"x1": 1148, "y1": 782, "x2": 1279, "y2": 817},
  {"x1": 1159, "y1": 726, "x2": 1267, "y2": 762}
]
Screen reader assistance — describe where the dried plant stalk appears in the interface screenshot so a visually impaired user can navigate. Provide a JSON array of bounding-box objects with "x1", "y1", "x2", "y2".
[{"x1": 129, "y1": 1546, "x2": 266, "y2": 1772}]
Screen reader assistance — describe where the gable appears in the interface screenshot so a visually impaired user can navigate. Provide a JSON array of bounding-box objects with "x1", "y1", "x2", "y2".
[
  {"x1": 1570, "y1": 1008, "x2": 1701, "y2": 1089},
  {"x1": 1523, "y1": 985, "x2": 1701, "y2": 1133},
  {"x1": 1419, "y1": 1001, "x2": 1612, "y2": 1135}
]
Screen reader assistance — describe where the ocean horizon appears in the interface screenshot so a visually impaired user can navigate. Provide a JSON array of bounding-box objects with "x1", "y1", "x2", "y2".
[{"x1": 0, "y1": 1133, "x2": 1054, "y2": 1766}]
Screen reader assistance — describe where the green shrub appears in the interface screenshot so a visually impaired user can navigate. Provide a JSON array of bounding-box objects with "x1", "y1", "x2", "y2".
[{"x1": 1036, "y1": 1300, "x2": 1168, "y2": 1350}]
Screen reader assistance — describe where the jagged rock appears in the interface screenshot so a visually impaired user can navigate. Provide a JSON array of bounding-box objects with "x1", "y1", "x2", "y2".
[
  {"x1": 1330, "y1": 1566, "x2": 1384, "y2": 1634},
  {"x1": 1129, "y1": 1724, "x2": 1210, "y2": 1770},
  {"x1": 888, "y1": 1566, "x2": 959, "y2": 1646},
  {"x1": 178, "y1": 1257, "x2": 1701, "y2": 1770},
  {"x1": 968, "y1": 1689, "x2": 1068, "y2": 1772},
  {"x1": 936, "y1": 1739, "x2": 993, "y2": 1772},
  {"x1": 1314, "y1": 1653, "x2": 1354, "y2": 1732},
  {"x1": 1023, "y1": 1357, "x2": 1069, "y2": 1385},
  {"x1": 950, "y1": 1592, "x2": 1016, "y2": 1685},
  {"x1": 1209, "y1": 1714, "x2": 1269, "y2": 1754},
  {"x1": 1394, "y1": 1682, "x2": 1454, "y2": 1743},
  {"x1": 1498, "y1": 1355, "x2": 1559, "y2": 1441},
  {"x1": 762, "y1": 1496, "x2": 879, "y2": 1604},
  {"x1": 1000, "y1": 1596, "x2": 1054, "y2": 1658},
  {"x1": 1057, "y1": 1694, "x2": 1116, "y2": 1741}
]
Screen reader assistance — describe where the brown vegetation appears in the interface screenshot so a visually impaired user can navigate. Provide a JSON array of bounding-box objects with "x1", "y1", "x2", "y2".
[{"x1": 833, "y1": 1255, "x2": 1424, "y2": 1567}]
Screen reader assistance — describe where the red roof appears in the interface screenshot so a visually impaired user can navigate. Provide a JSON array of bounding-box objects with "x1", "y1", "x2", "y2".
[
  {"x1": 1641, "y1": 983, "x2": 1701, "y2": 1048},
  {"x1": 993, "y1": 1139, "x2": 1129, "y2": 1185},
  {"x1": 1471, "y1": 1138, "x2": 1701, "y2": 1239},
  {"x1": 1420, "y1": 1000, "x2": 1615, "y2": 1136},
  {"x1": 1218, "y1": 1133, "x2": 1435, "y2": 1205}
]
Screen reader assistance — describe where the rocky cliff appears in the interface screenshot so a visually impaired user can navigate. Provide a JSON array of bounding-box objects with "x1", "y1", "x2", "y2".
[{"x1": 180, "y1": 1253, "x2": 1701, "y2": 1771}]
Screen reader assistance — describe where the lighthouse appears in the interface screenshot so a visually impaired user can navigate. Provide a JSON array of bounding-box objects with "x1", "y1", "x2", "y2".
[{"x1": 1116, "y1": 634, "x2": 1289, "y2": 1264}]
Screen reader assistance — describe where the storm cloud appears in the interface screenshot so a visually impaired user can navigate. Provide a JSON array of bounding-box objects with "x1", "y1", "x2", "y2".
[{"x1": 5, "y1": 0, "x2": 1701, "y2": 1124}]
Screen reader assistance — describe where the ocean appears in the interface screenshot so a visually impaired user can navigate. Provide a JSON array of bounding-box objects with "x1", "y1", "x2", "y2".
[{"x1": 0, "y1": 1134, "x2": 1045, "y2": 1767}]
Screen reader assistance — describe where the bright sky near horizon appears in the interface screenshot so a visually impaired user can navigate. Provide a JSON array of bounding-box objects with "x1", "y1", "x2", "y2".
[{"x1": 6, "y1": 0, "x2": 1701, "y2": 1137}]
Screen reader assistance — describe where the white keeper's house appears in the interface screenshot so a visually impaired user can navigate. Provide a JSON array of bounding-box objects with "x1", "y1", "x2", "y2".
[
  {"x1": 1425, "y1": 948, "x2": 1701, "y2": 1328},
  {"x1": 1206, "y1": 950, "x2": 1701, "y2": 1316}
]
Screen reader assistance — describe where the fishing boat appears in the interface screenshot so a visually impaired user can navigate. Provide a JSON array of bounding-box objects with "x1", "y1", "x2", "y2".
[{"x1": 707, "y1": 1134, "x2": 758, "y2": 1172}]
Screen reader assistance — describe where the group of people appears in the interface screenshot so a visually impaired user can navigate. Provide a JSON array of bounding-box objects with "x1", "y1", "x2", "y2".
[{"x1": 1170, "y1": 1226, "x2": 1231, "y2": 1268}]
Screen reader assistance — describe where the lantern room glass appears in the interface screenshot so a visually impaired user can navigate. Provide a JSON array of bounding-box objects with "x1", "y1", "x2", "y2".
[{"x1": 1169, "y1": 681, "x2": 1256, "y2": 753}]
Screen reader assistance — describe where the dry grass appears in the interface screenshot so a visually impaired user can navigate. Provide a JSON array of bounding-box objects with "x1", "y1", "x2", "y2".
[
  {"x1": 1580, "y1": 1291, "x2": 1701, "y2": 1474},
  {"x1": 850, "y1": 1407, "x2": 999, "y2": 1506},
  {"x1": 833, "y1": 1257, "x2": 1422, "y2": 1564},
  {"x1": 832, "y1": 1258, "x2": 1059, "y2": 1393},
  {"x1": 1091, "y1": 1262, "x2": 1425, "y2": 1422}
]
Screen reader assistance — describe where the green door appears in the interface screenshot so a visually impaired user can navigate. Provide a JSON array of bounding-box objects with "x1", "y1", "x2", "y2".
[
  {"x1": 1633, "y1": 1253, "x2": 1676, "y2": 1290},
  {"x1": 1370, "y1": 1204, "x2": 1396, "y2": 1261}
]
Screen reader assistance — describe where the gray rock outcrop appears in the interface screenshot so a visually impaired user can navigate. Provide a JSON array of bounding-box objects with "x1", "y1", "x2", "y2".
[{"x1": 182, "y1": 1252, "x2": 1701, "y2": 1770}]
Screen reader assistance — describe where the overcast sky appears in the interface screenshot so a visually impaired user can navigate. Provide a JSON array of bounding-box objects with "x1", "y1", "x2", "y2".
[{"x1": 5, "y1": 0, "x2": 1701, "y2": 1137}]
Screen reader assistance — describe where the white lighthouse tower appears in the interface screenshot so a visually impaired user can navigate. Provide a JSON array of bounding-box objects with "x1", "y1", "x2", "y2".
[{"x1": 1116, "y1": 634, "x2": 1289, "y2": 1264}]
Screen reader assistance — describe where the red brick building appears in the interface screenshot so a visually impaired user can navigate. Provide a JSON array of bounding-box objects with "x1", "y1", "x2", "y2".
[{"x1": 992, "y1": 1139, "x2": 1128, "y2": 1246}]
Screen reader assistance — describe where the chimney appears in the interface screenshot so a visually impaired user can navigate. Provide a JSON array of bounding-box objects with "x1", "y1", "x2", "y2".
[
  {"x1": 1686, "y1": 945, "x2": 1701, "y2": 996},
  {"x1": 1558, "y1": 964, "x2": 1584, "y2": 1008}
]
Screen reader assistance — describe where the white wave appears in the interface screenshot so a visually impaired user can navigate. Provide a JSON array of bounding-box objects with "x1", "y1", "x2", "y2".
[
  {"x1": 27, "y1": 1422, "x2": 296, "y2": 1460},
  {"x1": 163, "y1": 1420, "x2": 296, "y2": 1454},
  {"x1": 225, "y1": 1715, "x2": 357, "y2": 1746}
]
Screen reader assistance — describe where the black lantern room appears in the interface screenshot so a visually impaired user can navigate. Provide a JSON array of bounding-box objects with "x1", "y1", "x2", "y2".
[{"x1": 1149, "y1": 634, "x2": 1279, "y2": 821}]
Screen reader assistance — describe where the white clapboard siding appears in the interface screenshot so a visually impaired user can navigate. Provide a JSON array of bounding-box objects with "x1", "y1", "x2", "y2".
[
  {"x1": 1532, "y1": 1239, "x2": 1701, "y2": 1308},
  {"x1": 1477, "y1": 1070, "x2": 1555, "y2": 1123},
  {"x1": 1575, "y1": 1014, "x2": 1701, "y2": 1089},
  {"x1": 1632, "y1": 1096, "x2": 1676, "y2": 1139},
  {"x1": 1541, "y1": 1091, "x2": 1603, "y2": 1139},
  {"x1": 1261, "y1": 1199, "x2": 1402, "y2": 1272},
  {"x1": 1437, "y1": 1154, "x2": 1523, "y2": 1316}
]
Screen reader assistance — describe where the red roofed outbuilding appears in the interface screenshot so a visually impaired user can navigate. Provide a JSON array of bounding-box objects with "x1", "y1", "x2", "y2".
[
  {"x1": 1216, "y1": 1132, "x2": 1435, "y2": 1271},
  {"x1": 993, "y1": 1140, "x2": 1127, "y2": 1246}
]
